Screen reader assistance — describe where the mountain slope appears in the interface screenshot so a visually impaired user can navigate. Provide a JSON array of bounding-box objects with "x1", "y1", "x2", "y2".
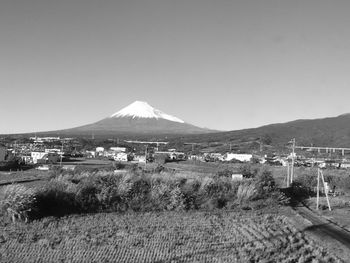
[
  {"x1": 181, "y1": 113, "x2": 350, "y2": 148},
  {"x1": 60, "y1": 101, "x2": 215, "y2": 136}
]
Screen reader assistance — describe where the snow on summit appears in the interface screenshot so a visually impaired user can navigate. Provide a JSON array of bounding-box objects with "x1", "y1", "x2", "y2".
[{"x1": 110, "y1": 101, "x2": 185, "y2": 123}]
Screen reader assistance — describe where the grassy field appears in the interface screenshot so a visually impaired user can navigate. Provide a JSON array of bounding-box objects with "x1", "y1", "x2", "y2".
[{"x1": 0, "y1": 210, "x2": 341, "y2": 263}]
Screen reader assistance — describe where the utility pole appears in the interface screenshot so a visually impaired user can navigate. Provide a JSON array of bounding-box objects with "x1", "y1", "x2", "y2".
[
  {"x1": 286, "y1": 163, "x2": 290, "y2": 187},
  {"x1": 291, "y1": 138, "x2": 296, "y2": 184},
  {"x1": 320, "y1": 169, "x2": 331, "y2": 211},
  {"x1": 60, "y1": 141, "x2": 63, "y2": 167},
  {"x1": 260, "y1": 139, "x2": 263, "y2": 152},
  {"x1": 316, "y1": 168, "x2": 320, "y2": 210},
  {"x1": 145, "y1": 145, "x2": 148, "y2": 165},
  {"x1": 316, "y1": 168, "x2": 331, "y2": 211}
]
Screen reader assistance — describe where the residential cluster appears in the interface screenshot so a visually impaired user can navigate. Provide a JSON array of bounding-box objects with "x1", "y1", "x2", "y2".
[{"x1": 1, "y1": 136, "x2": 350, "y2": 171}]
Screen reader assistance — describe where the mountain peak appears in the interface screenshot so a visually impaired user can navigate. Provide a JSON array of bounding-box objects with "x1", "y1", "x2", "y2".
[{"x1": 110, "y1": 101, "x2": 185, "y2": 123}]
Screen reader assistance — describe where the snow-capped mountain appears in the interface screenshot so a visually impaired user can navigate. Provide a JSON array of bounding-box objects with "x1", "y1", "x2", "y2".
[
  {"x1": 110, "y1": 101, "x2": 185, "y2": 123},
  {"x1": 61, "y1": 101, "x2": 215, "y2": 136}
]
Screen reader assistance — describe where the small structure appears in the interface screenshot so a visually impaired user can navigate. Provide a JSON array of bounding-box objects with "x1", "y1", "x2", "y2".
[
  {"x1": 62, "y1": 165, "x2": 76, "y2": 171},
  {"x1": 205, "y1": 153, "x2": 224, "y2": 162},
  {"x1": 224, "y1": 153, "x2": 252, "y2": 162},
  {"x1": 96, "y1": 147, "x2": 105, "y2": 156},
  {"x1": 110, "y1": 147, "x2": 126, "y2": 152},
  {"x1": 136, "y1": 155, "x2": 146, "y2": 163},
  {"x1": 340, "y1": 162, "x2": 350, "y2": 169},
  {"x1": 36, "y1": 165, "x2": 49, "y2": 171},
  {"x1": 231, "y1": 174, "x2": 244, "y2": 181},
  {"x1": 31, "y1": 152, "x2": 47, "y2": 164},
  {"x1": 31, "y1": 151, "x2": 60, "y2": 164},
  {"x1": 85, "y1": 150, "x2": 96, "y2": 158},
  {"x1": 114, "y1": 152, "x2": 128, "y2": 162}
]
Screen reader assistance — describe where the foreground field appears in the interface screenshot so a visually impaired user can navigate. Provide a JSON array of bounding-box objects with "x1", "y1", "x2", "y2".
[{"x1": 0, "y1": 211, "x2": 341, "y2": 263}]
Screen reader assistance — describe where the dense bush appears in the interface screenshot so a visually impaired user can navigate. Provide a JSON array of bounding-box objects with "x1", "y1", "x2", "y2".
[
  {"x1": 33, "y1": 181, "x2": 78, "y2": 218},
  {"x1": 238, "y1": 164, "x2": 260, "y2": 178},
  {"x1": 0, "y1": 184, "x2": 36, "y2": 222},
  {"x1": 216, "y1": 169, "x2": 233, "y2": 178},
  {"x1": 2, "y1": 166, "x2": 287, "y2": 221},
  {"x1": 255, "y1": 168, "x2": 276, "y2": 199}
]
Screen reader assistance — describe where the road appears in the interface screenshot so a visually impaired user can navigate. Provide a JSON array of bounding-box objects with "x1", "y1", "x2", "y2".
[{"x1": 295, "y1": 206, "x2": 350, "y2": 249}]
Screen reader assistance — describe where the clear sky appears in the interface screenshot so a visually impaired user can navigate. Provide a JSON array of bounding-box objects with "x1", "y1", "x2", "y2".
[{"x1": 1, "y1": 0, "x2": 350, "y2": 134}]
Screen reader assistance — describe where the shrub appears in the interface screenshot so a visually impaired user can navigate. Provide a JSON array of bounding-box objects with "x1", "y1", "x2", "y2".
[
  {"x1": 0, "y1": 184, "x2": 36, "y2": 222},
  {"x1": 75, "y1": 179, "x2": 101, "y2": 212},
  {"x1": 95, "y1": 175, "x2": 126, "y2": 212},
  {"x1": 34, "y1": 181, "x2": 78, "y2": 218},
  {"x1": 127, "y1": 175, "x2": 152, "y2": 211},
  {"x1": 294, "y1": 172, "x2": 317, "y2": 193},
  {"x1": 238, "y1": 164, "x2": 259, "y2": 178},
  {"x1": 236, "y1": 181, "x2": 257, "y2": 204},
  {"x1": 216, "y1": 169, "x2": 233, "y2": 178},
  {"x1": 167, "y1": 186, "x2": 186, "y2": 211},
  {"x1": 255, "y1": 168, "x2": 276, "y2": 198},
  {"x1": 150, "y1": 180, "x2": 171, "y2": 211},
  {"x1": 180, "y1": 179, "x2": 201, "y2": 210},
  {"x1": 117, "y1": 173, "x2": 134, "y2": 196},
  {"x1": 113, "y1": 162, "x2": 125, "y2": 170}
]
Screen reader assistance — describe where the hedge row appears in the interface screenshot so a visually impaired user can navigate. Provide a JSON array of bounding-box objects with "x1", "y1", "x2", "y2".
[{"x1": 0, "y1": 167, "x2": 288, "y2": 222}]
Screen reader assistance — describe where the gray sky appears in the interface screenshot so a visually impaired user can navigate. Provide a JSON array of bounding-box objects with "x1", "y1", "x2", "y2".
[{"x1": 1, "y1": 0, "x2": 350, "y2": 134}]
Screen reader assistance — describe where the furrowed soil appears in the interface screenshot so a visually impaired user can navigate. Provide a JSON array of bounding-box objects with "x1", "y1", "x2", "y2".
[{"x1": 0, "y1": 210, "x2": 342, "y2": 263}]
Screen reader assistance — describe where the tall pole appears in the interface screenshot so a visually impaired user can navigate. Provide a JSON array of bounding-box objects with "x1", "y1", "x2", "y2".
[
  {"x1": 145, "y1": 145, "x2": 147, "y2": 164},
  {"x1": 316, "y1": 169, "x2": 320, "y2": 210},
  {"x1": 320, "y1": 169, "x2": 332, "y2": 211},
  {"x1": 291, "y1": 138, "x2": 295, "y2": 184},
  {"x1": 60, "y1": 141, "x2": 63, "y2": 167},
  {"x1": 286, "y1": 163, "x2": 290, "y2": 187}
]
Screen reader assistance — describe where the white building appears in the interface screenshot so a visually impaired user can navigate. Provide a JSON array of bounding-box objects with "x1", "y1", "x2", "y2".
[
  {"x1": 114, "y1": 152, "x2": 128, "y2": 162},
  {"x1": 31, "y1": 152, "x2": 47, "y2": 164},
  {"x1": 110, "y1": 147, "x2": 126, "y2": 152},
  {"x1": 134, "y1": 155, "x2": 146, "y2": 163},
  {"x1": 96, "y1": 147, "x2": 105, "y2": 152},
  {"x1": 232, "y1": 174, "x2": 244, "y2": 180},
  {"x1": 85, "y1": 150, "x2": 96, "y2": 158},
  {"x1": 224, "y1": 153, "x2": 252, "y2": 162}
]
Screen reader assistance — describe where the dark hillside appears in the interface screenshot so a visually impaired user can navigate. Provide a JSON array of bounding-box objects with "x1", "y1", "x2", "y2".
[{"x1": 180, "y1": 114, "x2": 350, "y2": 149}]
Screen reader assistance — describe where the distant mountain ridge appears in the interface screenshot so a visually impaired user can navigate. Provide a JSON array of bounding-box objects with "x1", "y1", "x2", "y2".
[
  {"x1": 8, "y1": 103, "x2": 350, "y2": 149},
  {"x1": 183, "y1": 113, "x2": 350, "y2": 149}
]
